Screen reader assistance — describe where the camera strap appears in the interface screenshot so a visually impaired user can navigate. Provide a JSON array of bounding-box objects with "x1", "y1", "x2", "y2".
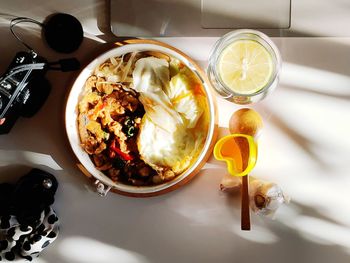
[
  {"x1": 10, "y1": 17, "x2": 43, "y2": 52},
  {"x1": 0, "y1": 63, "x2": 46, "y2": 119}
]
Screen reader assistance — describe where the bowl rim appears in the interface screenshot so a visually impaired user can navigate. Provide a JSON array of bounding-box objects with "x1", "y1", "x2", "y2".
[{"x1": 64, "y1": 39, "x2": 218, "y2": 196}]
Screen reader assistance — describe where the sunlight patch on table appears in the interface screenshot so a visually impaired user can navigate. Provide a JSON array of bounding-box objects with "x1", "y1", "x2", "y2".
[
  {"x1": 58, "y1": 236, "x2": 150, "y2": 263},
  {"x1": 0, "y1": 149, "x2": 62, "y2": 170}
]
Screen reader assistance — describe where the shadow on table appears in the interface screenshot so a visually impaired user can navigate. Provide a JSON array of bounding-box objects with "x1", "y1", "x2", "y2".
[{"x1": 1, "y1": 1, "x2": 350, "y2": 262}]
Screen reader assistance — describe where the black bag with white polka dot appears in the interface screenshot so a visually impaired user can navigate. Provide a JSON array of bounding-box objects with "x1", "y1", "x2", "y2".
[{"x1": 0, "y1": 169, "x2": 59, "y2": 261}]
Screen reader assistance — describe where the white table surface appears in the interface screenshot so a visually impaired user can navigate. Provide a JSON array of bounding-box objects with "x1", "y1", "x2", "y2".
[{"x1": 1, "y1": 1, "x2": 350, "y2": 263}]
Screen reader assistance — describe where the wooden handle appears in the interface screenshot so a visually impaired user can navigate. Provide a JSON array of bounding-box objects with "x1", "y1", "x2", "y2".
[
  {"x1": 241, "y1": 175, "x2": 251, "y2": 230},
  {"x1": 234, "y1": 137, "x2": 251, "y2": 230}
]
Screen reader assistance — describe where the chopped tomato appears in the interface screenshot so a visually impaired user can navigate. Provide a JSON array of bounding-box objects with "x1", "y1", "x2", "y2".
[
  {"x1": 193, "y1": 83, "x2": 205, "y2": 96},
  {"x1": 178, "y1": 62, "x2": 185, "y2": 69},
  {"x1": 88, "y1": 101, "x2": 106, "y2": 119},
  {"x1": 110, "y1": 140, "x2": 134, "y2": 161}
]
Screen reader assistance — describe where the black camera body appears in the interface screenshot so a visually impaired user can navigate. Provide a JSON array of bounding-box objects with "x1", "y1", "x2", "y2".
[{"x1": 0, "y1": 51, "x2": 51, "y2": 134}]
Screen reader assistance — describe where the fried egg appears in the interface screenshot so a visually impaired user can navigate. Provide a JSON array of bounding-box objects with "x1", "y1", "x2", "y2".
[{"x1": 133, "y1": 57, "x2": 206, "y2": 176}]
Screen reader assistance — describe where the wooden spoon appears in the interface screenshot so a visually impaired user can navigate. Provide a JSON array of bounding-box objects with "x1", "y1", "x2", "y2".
[
  {"x1": 241, "y1": 175, "x2": 250, "y2": 230},
  {"x1": 235, "y1": 137, "x2": 251, "y2": 230}
]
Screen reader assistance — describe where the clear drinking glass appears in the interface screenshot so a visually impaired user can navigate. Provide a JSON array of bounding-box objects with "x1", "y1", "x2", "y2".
[{"x1": 207, "y1": 29, "x2": 282, "y2": 104}]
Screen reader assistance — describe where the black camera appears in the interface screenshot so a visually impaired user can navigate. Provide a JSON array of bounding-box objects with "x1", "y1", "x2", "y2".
[
  {"x1": 0, "y1": 51, "x2": 80, "y2": 134},
  {"x1": 0, "y1": 51, "x2": 50, "y2": 134}
]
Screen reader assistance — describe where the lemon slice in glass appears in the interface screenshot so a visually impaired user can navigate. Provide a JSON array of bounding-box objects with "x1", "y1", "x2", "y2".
[{"x1": 217, "y1": 39, "x2": 273, "y2": 95}]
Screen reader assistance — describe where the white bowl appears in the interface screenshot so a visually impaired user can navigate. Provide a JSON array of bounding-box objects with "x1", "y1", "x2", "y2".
[{"x1": 65, "y1": 39, "x2": 217, "y2": 196}]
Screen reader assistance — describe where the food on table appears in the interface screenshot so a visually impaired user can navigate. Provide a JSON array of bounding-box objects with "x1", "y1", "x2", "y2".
[
  {"x1": 220, "y1": 173, "x2": 242, "y2": 191},
  {"x1": 217, "y1": 39, "x2": 273, "y2": 95},
  {"x1": 77, "y1": 52, "x2": 208, "y2": 186},
  {"x1": 229, "y1": 108, "x2": 263, "y2": 138},
  {"x1": 220, "y1": 174, "x2": 290, "y2": 218}
]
